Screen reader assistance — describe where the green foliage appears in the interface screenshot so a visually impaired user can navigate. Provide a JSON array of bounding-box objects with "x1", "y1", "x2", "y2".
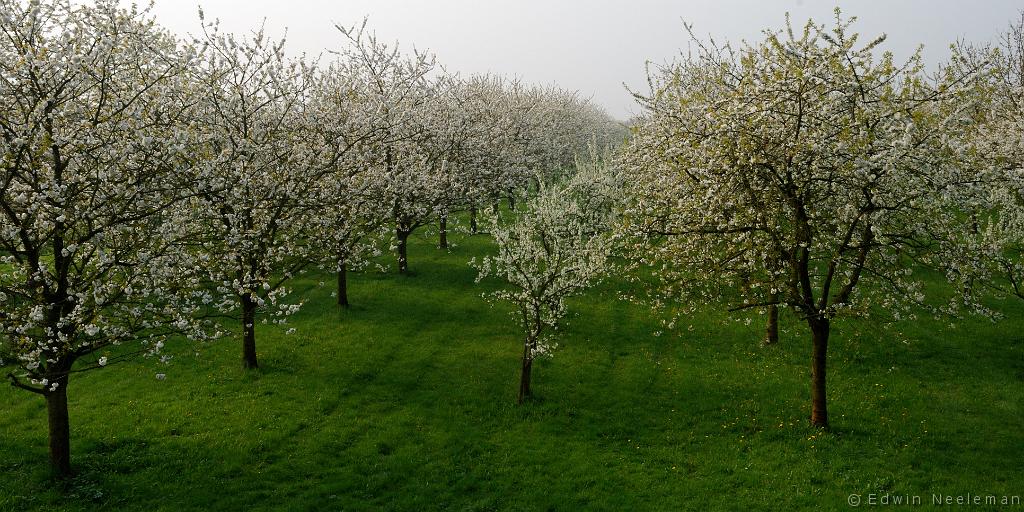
[{"x1": 0, "y1": 233, "x2": 1020, "y2": 511}]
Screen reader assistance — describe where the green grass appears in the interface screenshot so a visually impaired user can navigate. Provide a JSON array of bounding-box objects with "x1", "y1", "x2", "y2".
[{"x1": 1, "y1": 230, "x2": 1022, "y2": 511}]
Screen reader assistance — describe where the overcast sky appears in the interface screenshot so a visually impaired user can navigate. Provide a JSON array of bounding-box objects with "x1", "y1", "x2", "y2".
[{"x1": 145, "y1": 0, "x2": 1023, "y2": 120}]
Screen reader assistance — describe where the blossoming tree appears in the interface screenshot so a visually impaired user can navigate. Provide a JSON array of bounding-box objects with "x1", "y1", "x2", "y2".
[
  {"x1": 0, "y1": 0, "x2": 206, "y2": 475},
  {"x1": 305, "y1": 52, "x2": 394, "y2": 307},
  {"x1": 473, "y1": 157, "x2": 617, "y2": 403},
  {"x1": 944, "y1": 15, "x2": 1024, "y2": 303},
  {"x1": 181, "y1": 16, "x2": 320, "y2": 369},
  {"x1": 331, "y1": 21, "x2": 439, "y2": 275},
  {"x1": 621, "y1": 12, "x2": 982, "y2": 428}
]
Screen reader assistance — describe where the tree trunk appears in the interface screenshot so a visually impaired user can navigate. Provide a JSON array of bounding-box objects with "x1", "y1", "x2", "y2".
[
  {"x1": 508, "y1": 195, "x2": 516, "y2": 211},
  {"x1": 396, "y1": 225, "x2": 410, "y2": 274},
  {"x1": 809, "y1": 317, "x2": 830, "y2": 428},
  {"x1": 470, "y1": 208, "x2": 478, "y2": 234},
  {"x1": 337, "y1": 262, "x2": 349, "y2": 308},
  {"x1": 438, "y1": 216, "x2": 448, "y2": 249},
  {"x1": 764, "y1": 294, "x2": 779, "y2": 345},
  {"x1": 517, "y1": 341, "x2": 533, "y2": 404},
  {"x1": 241, "y1": 293, "x2": 258, "y2": 369},
  {"x1": 45, "y1": 374, "x2": 72, "y2": 477}
]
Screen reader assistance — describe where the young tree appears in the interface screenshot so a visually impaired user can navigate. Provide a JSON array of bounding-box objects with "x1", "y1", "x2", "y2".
[
  {"x1": 621, "y1": 12, "x2": 982, "y2": 428},
  {"x1": 473, "y1": 158, "x2": 617, "y2": 403},
  {"x1": 0, "y1": 0, "x2": 206, "y2": 476}
]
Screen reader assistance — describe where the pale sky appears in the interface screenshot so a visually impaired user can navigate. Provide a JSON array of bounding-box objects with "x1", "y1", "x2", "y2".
[{"x1": 144, "y1": 0, "x2": 1024, "y2": 120}]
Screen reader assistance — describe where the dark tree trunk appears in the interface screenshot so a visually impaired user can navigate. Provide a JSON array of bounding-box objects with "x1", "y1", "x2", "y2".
[
  {"x1": 508, "y1": 195, "x2": 516, "y2": 211},
  {"x1": 470, "y1": 208, "x2": 478, "y2": 234},
  {"x1": 764, "y1": 294, "x2": 779, "y2": 345},
  {"x1": 396, "y1": 225, "x2": 410, "y2": 274},
  {"x1": 438, "y1": 216, "x2": 448, "y2": 249},
  {"x1": 809, "y1": 317, "x2": 830, "y2": 428},
  {"x1": 45, "y1": 372, "x2": 72, "y2": 477},
  {"x1": 337, "y1": 262, "x2": 349, "y2": 308},
  {"x1": 517, "y1": 342, "x2": 533, "y2": 404},
  {"x1": 241, "y1": 293, "x2": 258, "y2": 369}
]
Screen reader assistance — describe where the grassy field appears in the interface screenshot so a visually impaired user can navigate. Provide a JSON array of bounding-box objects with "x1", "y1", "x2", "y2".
[{"x1": 1, "y1": 230, "x2": 1022, "y2": 511}]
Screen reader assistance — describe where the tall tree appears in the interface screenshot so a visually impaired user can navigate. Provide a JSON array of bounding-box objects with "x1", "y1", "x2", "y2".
[
  {"x1": 0, "y1": 0, "x2": 206, "y2": 476},
  {"x1": 333, "y1": 20, "x2": 437, "y2": 275},
  {"x1": 305, "y1": 55, "x2": 392, "y2": 307},
  {"x1": 182, "y1": 14, "x2": 319, "y2": 369},
  {"x1": 622, "y1": 12, "x2": 983, "y2": 428}
]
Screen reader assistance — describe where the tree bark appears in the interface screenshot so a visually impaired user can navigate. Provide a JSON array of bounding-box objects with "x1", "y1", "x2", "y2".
[
  {"x1": 438, "y1": 215, "x2": 448, "y2": 249},
  {"x1": 396, "y1": 225, "x2": 410, "y2": 274},
  {"x1": 518, "y1": 341, "x2": 533, "y2": 404},
  {"x1": 470, "y1": 207, "x2": 478, "y2": 234},
  {"x1": 508, "y1": 195, "x2": 516, "y2": 211},
  {"x1": 45, "y1": 372, "x2": 72, "y2": 477},
  {"x1": 337, "y1": 261, "x2": 349, "y2": 308},
  {"x1": 809, "y1": 317, "x2": 830, "y2": 428},
  {"x1": 764, "y1": 294, "x2": 779, "y2": 345},
  {"x1": 241, "y1": 293, "x2": 258, "y2": 369}
]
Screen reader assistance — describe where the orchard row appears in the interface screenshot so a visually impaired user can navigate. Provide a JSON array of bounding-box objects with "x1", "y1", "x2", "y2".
[
  {"x1": 4, "y1": 1, "x2": 1024, "y2": 483},
  {"x1": 0, "y1": 0, "x2": 623, "y2": 476}
]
